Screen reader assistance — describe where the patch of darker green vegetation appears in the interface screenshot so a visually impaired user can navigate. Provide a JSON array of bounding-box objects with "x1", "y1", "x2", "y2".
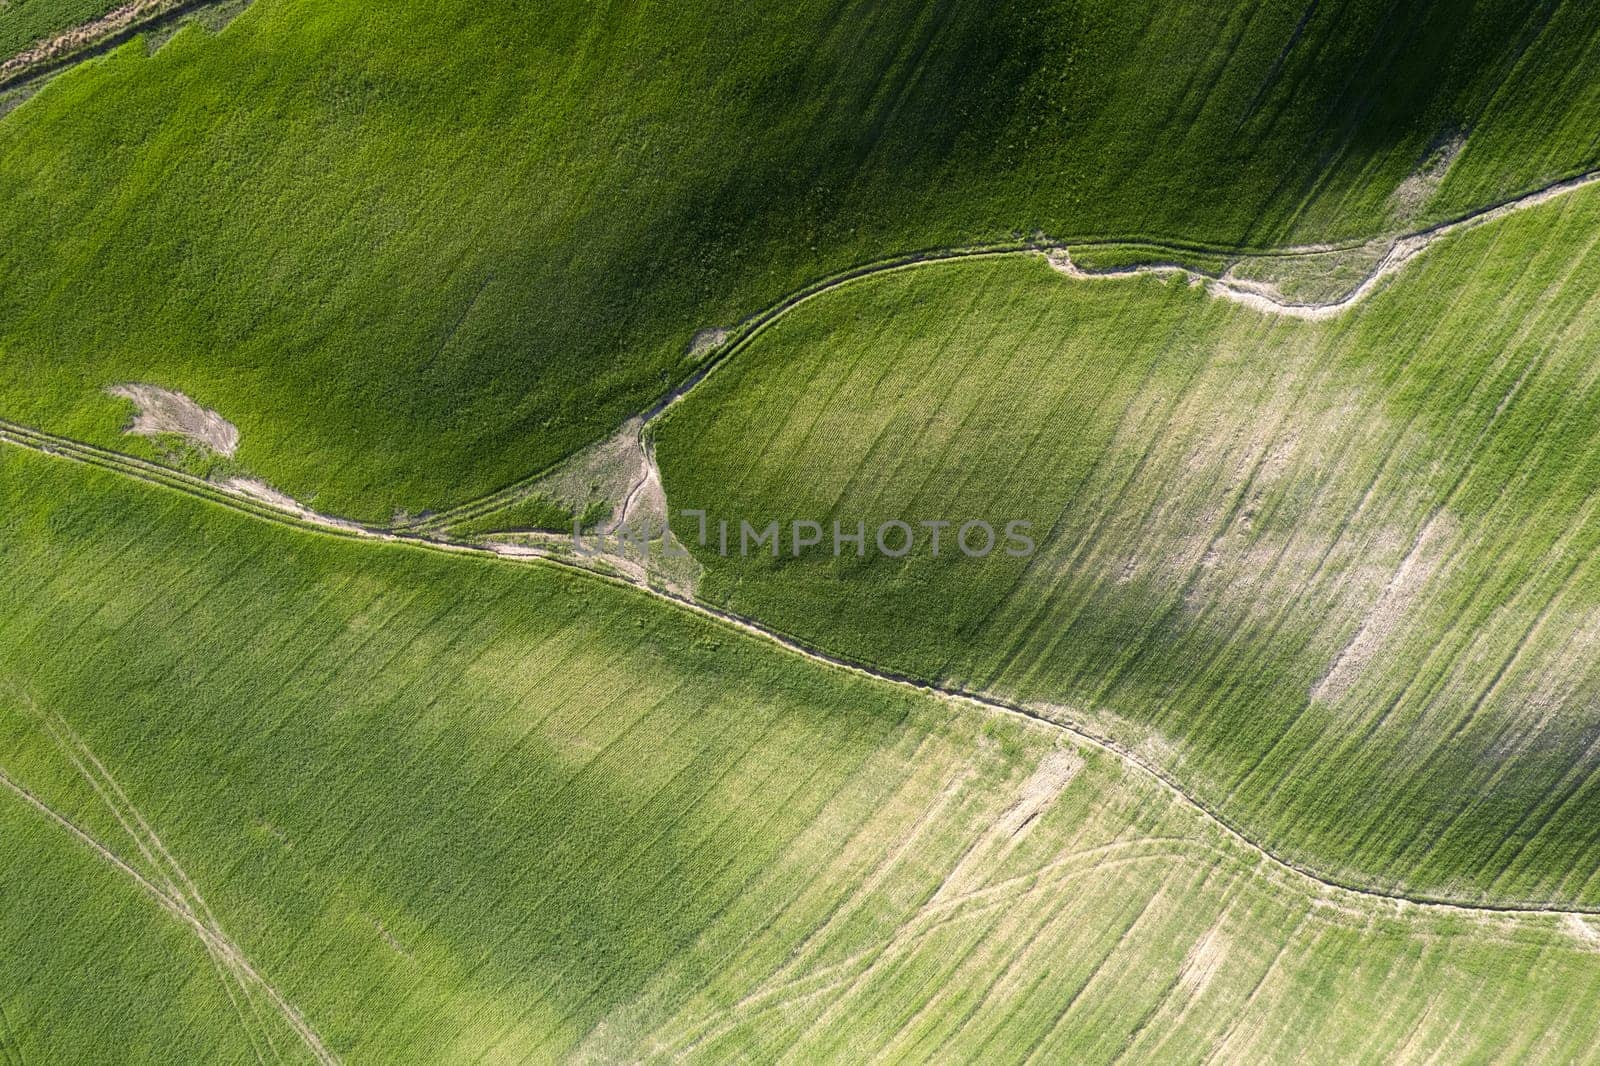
[
  {"x1": 0, "y1": 0, "x2": 1598, "y2": 518},
  {"x1": 0, "y1": 0, "x2": 124, "y2": 64}
]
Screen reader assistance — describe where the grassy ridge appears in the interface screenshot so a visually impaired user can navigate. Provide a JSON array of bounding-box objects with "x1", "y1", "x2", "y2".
[
  {"x1": 4, "y1": 447, "x2": 1600, "y2": 1059},
  {"x1": 655, "y1": 179, "x2": 1600, "y2": 905},
  {"x1": 2, "y1": 0, "x2": 1600, "y2": 518}
]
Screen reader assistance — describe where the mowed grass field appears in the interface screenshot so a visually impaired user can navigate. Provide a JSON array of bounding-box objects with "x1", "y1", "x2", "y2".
[
  {"x1": 3, "y1": 0, "x2": 1600, "y2": 517},
  {"x1": 655, "y1": 176, "x2": 1600, "y2": 908},
  {"x1": 3, "y1": 447, "x2": 1600, "y2": 1061}
]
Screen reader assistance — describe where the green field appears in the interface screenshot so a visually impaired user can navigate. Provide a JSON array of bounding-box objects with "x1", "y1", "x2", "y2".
[
  {"x1": 655, "y1": 176, "x2": 1600, "y2": 907},
  {"x1": 0, "y1": 0, "x2": 123, "y2": 64},
  {"x1": 3, "y1": 0, "x2": 1600, "y2": 518},
  {"x1": 3, "y1": 445, "x2": 1600, "y2": 1061},
  {"x1": 8, "y1": 0, "x2": 1600, "y2": 1059}
]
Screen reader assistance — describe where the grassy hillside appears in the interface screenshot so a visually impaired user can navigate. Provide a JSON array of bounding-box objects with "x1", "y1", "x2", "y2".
[
  {"x1": 2, "y1": 0, "x2": 1600, "y2": 518},
  {"x1": 0, "y1": 796, "x2": 278, "y2": 1062},
  {"x1": 3, "y1": 446, "x2": 1600, "y2": 1060},
  {"x1": 655, "y1": 176, "x2": 1600, "y2": 906}
]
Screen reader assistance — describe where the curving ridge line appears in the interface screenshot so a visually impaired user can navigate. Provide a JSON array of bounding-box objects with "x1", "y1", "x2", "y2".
[
  {"x1": 416, "y1": 162, "x2": 1600, "y2": 533},
  {"x1": 2, "y1": 415, "x2": 1599, "y2": 922}
]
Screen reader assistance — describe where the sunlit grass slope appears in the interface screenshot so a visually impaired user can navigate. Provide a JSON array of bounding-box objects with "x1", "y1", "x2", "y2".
[
  {"x1": 3, "y1": 448, "x2": 1600, "y2": 1060},
  {"x1": 655, "y1": 177, "x2": 1600, "y2": 907},
  {"x1": 3, "y1": 0, "x2": 1600, "y2": 517},
  {"x1": 0, "y1": 797, "x2": 277, "y2": 1062}
]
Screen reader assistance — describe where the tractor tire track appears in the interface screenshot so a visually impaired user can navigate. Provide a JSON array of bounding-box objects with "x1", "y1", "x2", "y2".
[
  {"x1": 0, "y1": 763, "x2": 337, "y2": 1064},
  {"x1": 5, "y1": 417, "x2": 1600, "y2": 921}
]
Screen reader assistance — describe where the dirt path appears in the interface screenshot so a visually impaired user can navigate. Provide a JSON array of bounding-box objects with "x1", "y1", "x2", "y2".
[
  {"x1": 2, "y1": 0, "x2": 173, "y2": 83},
  {"x1": 0, "y1": 0, "x2": 246, "y2": 93},
  {"x1": 418, "y1": 162, "x2": 1600, "y2": 536},
  {"x1": 4, "y1": 416, "x2": 1600, "y2": 923},
  {"x1": 1057, "y1": 164, "x2": 1600, "y2": 320}
]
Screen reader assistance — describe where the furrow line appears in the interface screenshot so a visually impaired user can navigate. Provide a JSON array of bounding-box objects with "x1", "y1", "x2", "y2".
[{"x1": 4, "y1": 416, "x2": 1599, "y2": 918}]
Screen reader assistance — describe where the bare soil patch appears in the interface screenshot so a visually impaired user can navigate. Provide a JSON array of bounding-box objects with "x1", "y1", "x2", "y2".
[
  {"x1": 1176, "y1": 922, "x2": 1230, "y2": 997},
  {"x1": 686, "y1": 328, "x2": 729, "y2": 360},
  {"x1": 531, "y1": 417, "x2": 645, "y2": 530},
  {"x1": 223, "y1": 478, "x2": 364, "y2": 533},
  {"x1": 107, "y1": 383, "x2": 239, "y2": 456},
  {"x1": 1312, "y1": 513, "x2": 1456, "y2": 703},
  {"x1": 1389, "y1": 132, "x2": 1468, "y2": 224}
]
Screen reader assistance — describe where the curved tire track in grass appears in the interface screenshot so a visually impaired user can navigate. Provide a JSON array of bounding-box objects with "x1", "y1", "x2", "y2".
[
  {"x1": 416, "y1": 161, "x2": 1600, "y2": 536},
  {"x1": 0, "y1": 760, "x2": 338, "y2": 1064},
  {"x1": 5, "y1": 416, "x2": 1600, "y2": 920}
]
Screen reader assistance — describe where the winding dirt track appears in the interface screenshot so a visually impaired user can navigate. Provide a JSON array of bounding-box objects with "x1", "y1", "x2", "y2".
[
  {"x1": 8, "y1": 163, "x2": 1600, "y2": 943},
  {"x1": 3, "y1": 412, "x2": 1599, "y2": 922},
  {"x1": 416, "y1": 162, "x2": 1600, "y2": 535},
  {"x1": 0, "y1": 0, "x2": 254, "y2": 96}
]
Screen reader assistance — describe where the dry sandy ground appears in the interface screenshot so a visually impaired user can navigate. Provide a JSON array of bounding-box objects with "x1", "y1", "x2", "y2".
[
  {"x1": 107, "y1": 383, "x2": 239, "y2": 456},
  {"x1": 686, "y1": 327, "x2": 729, "y2": 359}
]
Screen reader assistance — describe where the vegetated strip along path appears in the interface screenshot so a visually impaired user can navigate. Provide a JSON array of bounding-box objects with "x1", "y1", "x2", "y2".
[
  {"x1": 413, "y1": 162, "x2": 1600, "y2": 535},
  {"x1": 0, "y1": 0, "x2": 255, "y2": 95},
  {"x1": 5, "y1": 414, "x2": 1600, "y2": 923},
  {"x1": 10, "y1": 165, "x2": 1600, "y2": 930}
]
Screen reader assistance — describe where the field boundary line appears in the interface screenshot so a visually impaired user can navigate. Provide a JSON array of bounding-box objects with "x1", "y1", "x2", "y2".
[
  {"x1": 415, "y1": 161, "x2": 1600, "y2": 532},
  {"x1": 0, "y1": 0, "x2": 244, "y2": 95},
  {"x1": 5, "y1": 417, "x2": 1600, "y2": 920}
]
